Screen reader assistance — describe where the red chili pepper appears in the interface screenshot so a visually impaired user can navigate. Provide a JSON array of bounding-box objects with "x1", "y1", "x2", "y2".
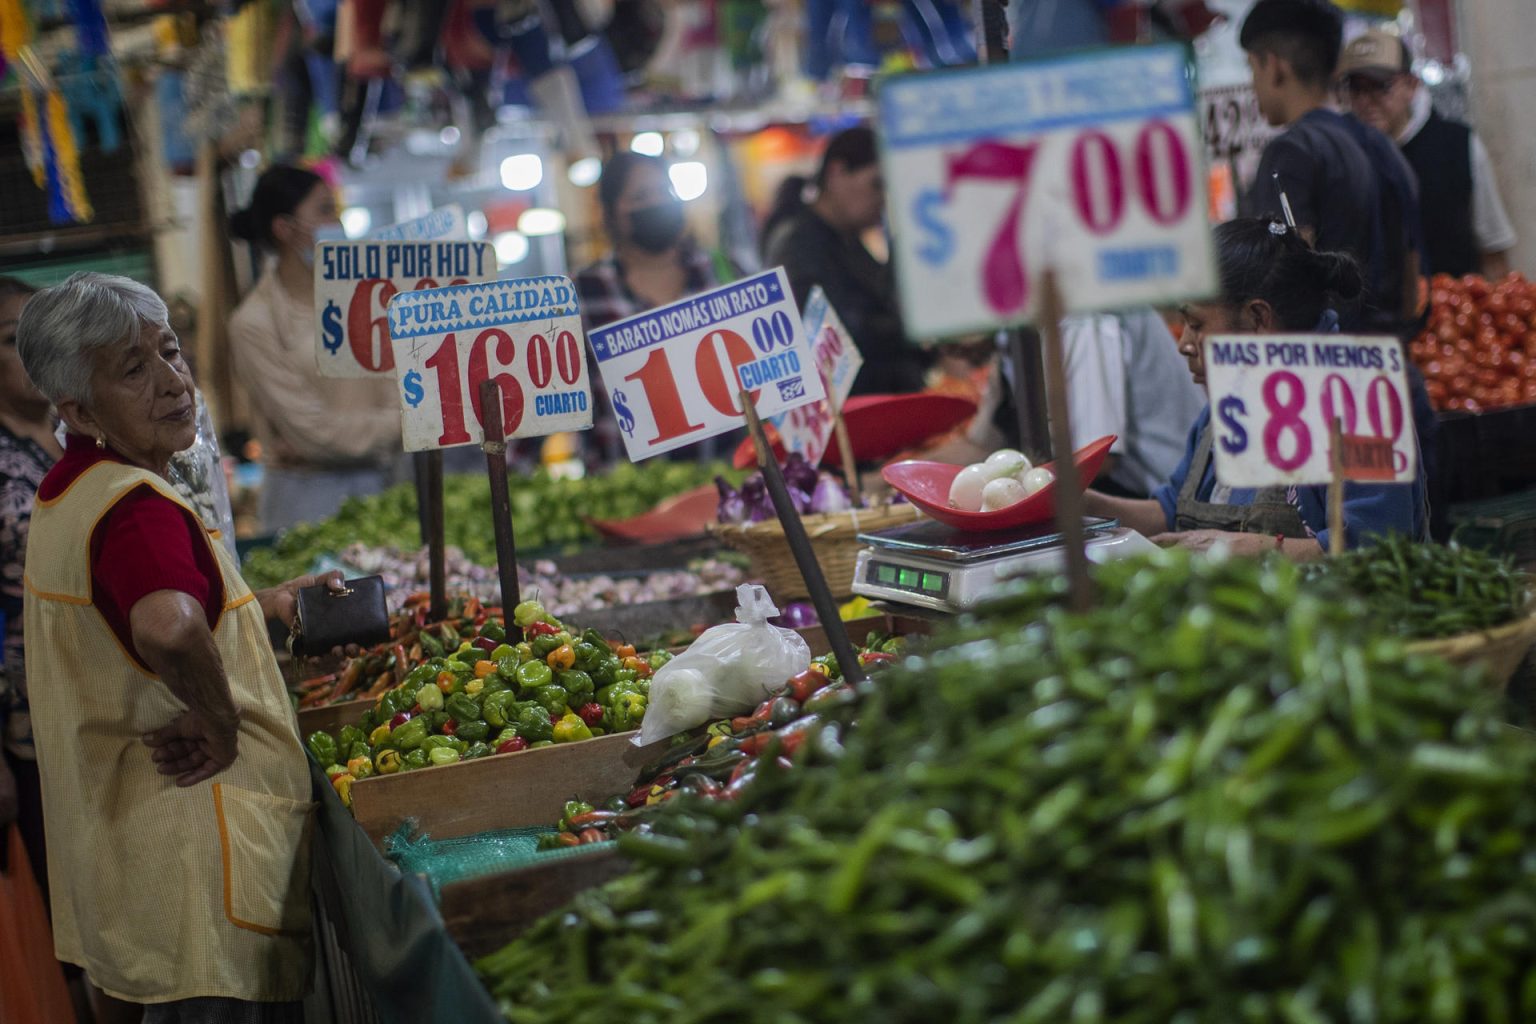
[
  {"x1": 442, "y1": 718, "x2": 457, "y2": 736},
  {"x1": 388, "y1": 711, "x2": 413, "y2": 729},
  {"x1": 578, "y1": 829, "x2": 605, "y2": 844},
  {"x1": 785, "y1": 669, "x2": 822, "y2": 703},
  {"x1": 730, "y1": 716, "x2": 756, "y2": 731},
  {"x1": 566, "y1": 810, "x2": 617, "y2": 827},
  {"x1": 392, "y1": 644, "x2": 409, "y2": 682},
  {"x1": 859, "y1": 651, "x2": 896, "y2": 667},
  {"x1": 780, "y1": 731, "x2": 808, "y2": 758},
  {"x1": 737, "y1": 733, "x2": 773, "y2": 756},
  {"x1": 495, "y1": 737, "x2": 528, "y2": 755},
  {"x1": 626, "y1": 784, "x2": 651, "y2": 808},
  {"x1": 526, "y1": 621, "x2": 560, "y2": 638},
  {"x1": 473, "y1": 636, "x2": 499, "y2": 654},
  {"x1": 554, "y1": 832, "x2": 581, "y2": 847},
  {"x1": 577, "y1": 703, "x2": 604, "y2": 727}
]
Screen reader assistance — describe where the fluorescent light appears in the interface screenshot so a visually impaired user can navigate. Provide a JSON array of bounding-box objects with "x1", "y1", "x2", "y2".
[
  {"x1": 239, "y1": 149, "x2": 261, "y2": 169},
  {"x1": 467, "y1": 211, "x2": 488, "y2": 239},
  {"x1": 630, "y1": 131, "x2": 664, "y2": 157},
  {"x1": 499, "y1": 153, "x2": 544, "y2": 191},
  {"x1": 672, "y1": 129, "x2": 701, "y2": 156},
  {"x1": 669, "y1": 161, "x2": 708, "y2": 202},
  {"x1": 493, "y1": 231, "x2": 529, "y2": 265},
  {"x1": 340, "y1": 207, "x2": 372, "y2": 238},
  {"x1": 568, "y1": 156, "x2": 602, "y2": 187},
  {"x1": 517, "y1": 208, "x2": 566, "y2": 236},
  {"x1": 439, "y1": 125, "x2": 461, "y2": 146}
]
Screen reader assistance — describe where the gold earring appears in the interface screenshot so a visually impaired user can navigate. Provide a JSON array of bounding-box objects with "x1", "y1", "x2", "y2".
[{"x1": 95, "y1": 435, "x2": 106, "y2": 450}]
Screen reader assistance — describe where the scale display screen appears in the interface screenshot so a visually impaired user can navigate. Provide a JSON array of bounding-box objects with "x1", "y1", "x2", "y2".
[{"x1": 867, "y1": 560, "x2": 949, "y2": 599}]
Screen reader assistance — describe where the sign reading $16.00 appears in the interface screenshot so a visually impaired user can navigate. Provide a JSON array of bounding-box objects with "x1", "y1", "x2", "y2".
[{"x1": 314, "y1": 240, "x2": 495, "y2": 378}]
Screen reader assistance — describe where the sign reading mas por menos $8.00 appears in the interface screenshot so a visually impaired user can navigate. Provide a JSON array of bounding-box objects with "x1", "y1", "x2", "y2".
[{"x1": 388, "y1": 276, "x2": 592, "y2": 452}]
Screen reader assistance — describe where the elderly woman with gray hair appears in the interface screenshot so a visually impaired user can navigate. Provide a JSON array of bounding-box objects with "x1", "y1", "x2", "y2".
[{"x1": 16, "y1": 273, "x2": 338, "y2": 1023}]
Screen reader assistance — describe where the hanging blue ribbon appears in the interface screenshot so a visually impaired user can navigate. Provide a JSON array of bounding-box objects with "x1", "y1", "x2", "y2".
[{"x1": 64, "y1": 0, "x2": 110, "y2": 58}]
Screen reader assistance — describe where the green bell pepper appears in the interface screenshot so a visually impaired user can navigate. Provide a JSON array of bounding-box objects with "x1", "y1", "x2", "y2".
[
  {"x1": 479, "y1": 620, "x2": 507, "y2": 643},
  {"x1": 347, "y1": 741, "x2": 370, "y2": 762},
  {"x1": 581, "y1": 628, "x2": 607, "y2": 649},
  {"x1": 305, "y1": 731, "x2": 338, "y2": 766},
  {"x1": 513, "y1": 703, "x2": 554, "y2": 743},
  {"x1": 447, "y1": 692, "x2": 483, "y2": 723},
  {"x1": 515, "y1": 660, "x2": 553, "y2": 692},
  {"x1": 589, "y1": 660, "x2": 617, "y2": 687},
  {"x1": 484, "y1": 690, "x2": 519, "y2": 729},
  {"x1": 428, "y1": 710, "x2": 451, "y2": 732},
  {"x1": 338, "y1": 725, "x2": 366, "y2": 751},
  {"x1": 419, "y1": 632, "x2": 444, "y2": 659},
  {"x1": 420, "y1": 735, "x2": 455, "y2": 753},
  {"x1": 456, "y1": 719, "x2": 490, "y2": 743},
  {"x1": 480, "y1": 676, "x2": 510, "y2": 699},
  {"x1": 359, "y1": 708, "x2": 379, "y2": 733},
  {"x1": 428, "y1": 747, "x2": 461, "y2": 767},
  {"x1": 493, "y1": 727, "x2": 518, "y2": 746},
  {"x1": 404, "y1": 662, "x2": 438, "y2": 690},
  {"x1": 529, "y1": 684, "x2": 569, "y2": 717},
  {"x1": 392, "y1": 718, "x2": 430, "y2": 752},
  {"x1": 530, "y1": 634, "x2": 563, "y2": 659},
  {"x1": 464, "y1": 741, "x2": 493, "y2": 760},
  {"x1": 403, "y1": 748, "x2": 430, "y2": 771},
  {"x1": 572, "y1": 642, "x2": 602, "y2": 671},
  {"x1": 557, "y1": 669, "x2": 594, "y2": 706},
  {"x1": 416, "y1": 683, "x2": 445, "y2": 712},
  {"x1": 553, "y1": 713, "x2": 593, "y2": 744},
  {"x1": 610, "y1": 691, "x2": 647, "y2": 732}
]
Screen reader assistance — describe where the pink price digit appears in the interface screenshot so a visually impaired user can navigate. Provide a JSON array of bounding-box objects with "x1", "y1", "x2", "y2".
[
  {"x1": 1261, "y1": 370, "x2": 1312, "y2": 471},
  {"x1": 1365, "y1": 374, "x2": 1408, "y2": 472},
  {"x1": 944, "y1": 140, "x2": 1042, "y2": 316}
]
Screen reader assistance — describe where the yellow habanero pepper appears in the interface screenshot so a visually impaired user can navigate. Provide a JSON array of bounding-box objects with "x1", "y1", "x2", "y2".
[
  {"x1": 331, "y1": 773, "x2": 354, "y2": 807},
  {"x1": 374, "y1": 749, "x2": 403, "y2": 775},
  {"x1": 369, "y1": 723, "x2": 392, "y2": 746},
  {"x1": 547, "y1": 644, "x2": 576, "y2": 671}
]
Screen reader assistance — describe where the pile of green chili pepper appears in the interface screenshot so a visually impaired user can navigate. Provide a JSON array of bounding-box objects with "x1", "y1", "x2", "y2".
[
  {"x1": 475, "y1": 550, "x2": 1536, "y2": 1023},
  {"x1": 1302, "y1": 534, "x2": 1531, "y2": 639}
]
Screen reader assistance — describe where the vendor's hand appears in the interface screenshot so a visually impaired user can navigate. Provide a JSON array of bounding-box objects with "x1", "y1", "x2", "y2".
[
  {"x1": 0, "y1": 755, "x2": 17, "y2": 828},
  {"x1": 143, "y1": 709, "x2": 240, "y2": 787},
  {"x1": 1150, "y1": 529, "x2": 1271, "y2": 557},
  {"x1": 257, "y1": 570, "x2": 347, "y2": 631}
]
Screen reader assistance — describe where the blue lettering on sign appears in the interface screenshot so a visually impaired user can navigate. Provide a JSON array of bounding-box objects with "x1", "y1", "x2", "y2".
[
  {"x1": 589, "y1": 271, "x2": 789, "y2": 361},
  {"x1": 1098, "y1": 246, "x2": 1180, "y2": 281},
  {"x1": 534, "y1": 391, "x2": 590, "y2": 417},
  {"x1": 776, "y1": 377, "x2": 807, "y2": 403},
  {"x1": 739, "y1": 351, "x2": 803, "y2": 390}
]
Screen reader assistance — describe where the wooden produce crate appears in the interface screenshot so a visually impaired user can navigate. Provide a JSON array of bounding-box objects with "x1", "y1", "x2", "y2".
[
  {"x1": 797, "y1": 613, "x2": 936, "y2": 658},
  {"x1": 296, "y1": 697, "x2": 372, "y2": 739},
  {"x1": 439, "y1": 848, "x2": 632, "y2": 960},
  {"x1": 349, "y1": 732, "x2": 668, "y2": 848}
]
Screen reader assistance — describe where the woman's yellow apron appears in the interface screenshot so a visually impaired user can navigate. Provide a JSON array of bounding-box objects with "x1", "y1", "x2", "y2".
[{"x1": 23, "y1": 461, "x2": 312, "y2": 1003}]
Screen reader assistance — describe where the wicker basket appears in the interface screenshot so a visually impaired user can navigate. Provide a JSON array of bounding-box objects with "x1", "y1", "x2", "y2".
[
  {"x1": 710, "y1": 503, "x2": 925, "y2": 600},
  {"x1": 1406, "y1": 600, "x2": 1536, "y2": 691}
]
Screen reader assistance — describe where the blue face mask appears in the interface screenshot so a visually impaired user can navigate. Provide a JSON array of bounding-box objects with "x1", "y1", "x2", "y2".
[{"x1": 302, "y1": 223, "x2": 349, "y2": 266}]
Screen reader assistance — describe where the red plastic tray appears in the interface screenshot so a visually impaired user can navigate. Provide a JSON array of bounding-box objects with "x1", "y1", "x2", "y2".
[
  {"x1": 732, "y1": 392, "x2": 977, "y2": 469},
  {"x1": 586, "y1": 484, "x2": 718, "y2": 543}
]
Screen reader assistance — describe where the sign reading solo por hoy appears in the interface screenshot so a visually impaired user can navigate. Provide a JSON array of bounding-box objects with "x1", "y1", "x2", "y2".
[
  {"x1": 588, "y1": 268, "x2": 826, "y2": 462},
  {"x1": 879, "y1": 43, "x2": 1216, "y2": 339},
  {"x1": 1201, "y1": 334, "x2": 1418, "y2": 487},
  {"x1": 388, "y1": 277, "x2": 593, "y2": 452},
  {"x1": 314, "y1": 240, "x2": 495, "y2": 378},
  {"x1": 769, "y1": 288, "x2": 863, "y2": 464}
]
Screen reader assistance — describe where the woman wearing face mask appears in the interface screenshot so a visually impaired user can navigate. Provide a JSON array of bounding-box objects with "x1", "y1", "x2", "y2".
[
  {"x1": 228, "y1": 164, "x2": 401, "y2": 533},
  {"x1": 1084, "y1": 218, "x2": 1428, "y2": 558},
  {"x1": 574, "y1": 152, "x2": 738, "y2": 461},
  {"x1": 763, "y1": 125, "x2": 929, "y2": 395}
]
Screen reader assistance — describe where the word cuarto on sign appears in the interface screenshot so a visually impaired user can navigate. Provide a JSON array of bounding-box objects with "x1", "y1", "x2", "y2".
[
  {"x1": 588, "y1": 268, "x2": 826, "y2": 461},
  {"x1": 1202, "y1": 334, "x2": 1418, "y2": 488},
  {"x1": 879, "y1": 43, "x2": 1215, "y2": 339},
  {"x1": 388, "y1": 277, "x2": 592, "y2": 452},
  {"x1": 314, "y1": 240, "x2": 495, "y2": 378}
]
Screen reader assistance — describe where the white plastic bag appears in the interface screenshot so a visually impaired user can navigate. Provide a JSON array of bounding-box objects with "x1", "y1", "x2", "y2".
[{"x1": 636, "y1": 584, "x2": 811, "y2": 745}]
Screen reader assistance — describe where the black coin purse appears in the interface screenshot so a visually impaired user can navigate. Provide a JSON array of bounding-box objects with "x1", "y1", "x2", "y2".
[{"x1": 287, "y1": 575, "x2": 391, "y2": 658}]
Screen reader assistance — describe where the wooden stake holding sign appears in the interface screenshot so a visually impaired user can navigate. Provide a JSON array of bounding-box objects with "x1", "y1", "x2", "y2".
[
  {"x1": 878, "y1": 44, "x2": 1219, "y2": 596},
  {"x1": 586, "y1": 269, "x2": 863, "y2": 678},
  {"x1": 1202, "y1": 334, "x2": 1420, "y2": 555},
  {"x1": 423, "y1": 450, "x2": 448, "y2": 621},
  {"x1": 386, "y1": 276, "x2": 594, "y2": 621}
]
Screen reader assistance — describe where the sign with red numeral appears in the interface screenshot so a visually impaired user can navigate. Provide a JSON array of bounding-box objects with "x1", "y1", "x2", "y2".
[
  {"x1": 587, "y1": 268, "x2": 826, "y2": 462},
  {"x1": 878, "y1": 43, "x2": 1216, "y2": 339},
  {"x1": 769, "y1": 288, "x2": 863, "y2": 465},
  {"x1": 315, "y1": 240, "x2": 495, "y2": 378},
  {"x1": 1202, "y1": 334, "x2": 1418, "y2": 487},
  {"x1": 387, "y1": 277, "x2": 592, "y2": 452}
]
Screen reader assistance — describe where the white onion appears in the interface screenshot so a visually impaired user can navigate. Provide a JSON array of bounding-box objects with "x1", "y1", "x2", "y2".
[
  {"x1": 980, "y1": 476, "x2": 1027, "y2": 511},
  {"x1": 948, "y1": 463, "x2": 992, "y2": 511},
  {"x1": 1019, "y1": 466, "x2": 1055, "y2": 496},
  {"x1": 983, "y1": 448, "x2": 1031, "y2": 480}
]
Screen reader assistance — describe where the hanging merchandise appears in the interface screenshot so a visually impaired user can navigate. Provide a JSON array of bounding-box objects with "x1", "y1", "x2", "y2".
[
  {"x1": 542, "y1": 0, "x2": 627, "y2": 114},
  {"x1": 36, "y1": 82, "x2": 94, "y2": 222},
  {"x1": 341, "y1": 0, "x2": 391, "y2": 78},
  {"x1": 226, "y1": 0, "x2": 279, "y2": 95},
  {"x1": 182, "y1": 24, "x2": 240, "y2": 143},
  {"x1": 0, "y1": 2, "x2": 93, "y2": 223},
  {"x1": 62, "y1": 0, "x2": 107, "y2": 56},
  {"x1": 58, "y1": 51, "x2": 122, "y2": 152},
  {"x1": 604, "y1": 0, "x2": 665, "y2": 74},
  {"x1": 803, "y1": 0, "x2": 974, "y2": 81}
]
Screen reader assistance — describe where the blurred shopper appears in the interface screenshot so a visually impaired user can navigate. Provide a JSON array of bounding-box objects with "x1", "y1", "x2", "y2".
[
  {"x1": 764, "y1": 126, "x2": 928, "y2": 394},
  {"x1": 1340, "y1": 28, "x2": 1516, "y2": 279},
  {"x1": 1240, "y1": 0, "x2": 1422, "y2": 335},
  {"x1": 574, "y1": 152, "x2": 736, "y2": 461},
  {"x1": 228, "y1": 164, "x2": 400, "y2": 533}
]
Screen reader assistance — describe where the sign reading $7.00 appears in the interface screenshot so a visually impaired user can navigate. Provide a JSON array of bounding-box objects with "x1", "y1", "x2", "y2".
[{"x1": 314, "y1": 240, "x2": 495, "y2": 378}]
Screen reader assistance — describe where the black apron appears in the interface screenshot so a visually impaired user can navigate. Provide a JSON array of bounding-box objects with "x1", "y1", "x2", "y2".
[{"x1": 1173, "y1": 424, "x2": 1308, "y2": 536}]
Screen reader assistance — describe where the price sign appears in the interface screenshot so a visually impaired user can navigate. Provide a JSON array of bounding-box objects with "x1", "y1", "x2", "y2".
[
  {"x1": 1202, "y1": 334, "x2": 1418, "y2": 487},
  {"x1": 769, "y1": 288, "x2": 863, "y2": 464},
  {"x1": 314, "y1": 240, "x2": 495, "y2": 378},
  {"x1": 879, "y1": 43, "x2": 1216, "y2": 339},
  {"x1": 588, "y1": 268, "x2": 826, "y2": 462},
  {"x1": 388, "y1": 277, "x2": 592, "y2": 452},
  {"x1": 370, "y1": 204, "x2": 468, "y2": 242}
]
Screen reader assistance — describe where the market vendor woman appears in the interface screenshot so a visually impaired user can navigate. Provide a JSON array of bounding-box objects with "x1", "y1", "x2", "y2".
[
  {"x1": 17, "y1": 273, "x2": 342, "y2": 1022},
  {"x1": 1086, "y1": 218, "x2": 1428, "y2": 557}
]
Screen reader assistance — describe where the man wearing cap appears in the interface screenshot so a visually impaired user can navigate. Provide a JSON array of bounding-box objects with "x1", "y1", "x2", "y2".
[
  {"x1": 1340, "y1": 28, "x2": 1516, "y2": 279},
  {"x1": 1239, "y1": 0, "x2": 1423, "y2": 336}
]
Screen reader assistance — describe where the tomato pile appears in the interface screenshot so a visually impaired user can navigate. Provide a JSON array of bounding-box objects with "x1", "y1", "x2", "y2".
[{"x1": 1410, "y1": 272, "x2": 1536, "y2": 413}]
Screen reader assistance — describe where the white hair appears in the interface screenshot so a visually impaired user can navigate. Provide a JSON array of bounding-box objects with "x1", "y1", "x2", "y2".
[{"x1": 16, "y1": 272, "x2": 170, "y2": 406}]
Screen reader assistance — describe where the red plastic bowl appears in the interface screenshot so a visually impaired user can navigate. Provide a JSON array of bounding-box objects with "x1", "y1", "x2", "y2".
[
  {"x1": 881, "y1": 435, "x2": 1117, "y2": 532},
  {"x1": 732, "y1": 392, "x2": 978, "y2": 469},
  {"x1": 587, "y1": 484, "x2": 718, "y2": 543}
]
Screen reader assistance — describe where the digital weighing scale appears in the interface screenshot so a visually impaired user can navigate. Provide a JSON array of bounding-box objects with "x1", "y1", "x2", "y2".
[{"x1": 852, "y1": 517, "x2": 1158, "y2": 613}]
